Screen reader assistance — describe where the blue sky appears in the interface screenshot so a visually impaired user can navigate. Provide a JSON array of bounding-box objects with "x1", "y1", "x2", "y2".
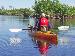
[
  {"x1": 0, "y1": 0, "x2": 35, "y2": 9},
  {"x1": 0, "y1": 0, "x2": 75, "y2": 9},
  {"x1": 60, "y1": 0, "x2": 75, "y2": 6}
]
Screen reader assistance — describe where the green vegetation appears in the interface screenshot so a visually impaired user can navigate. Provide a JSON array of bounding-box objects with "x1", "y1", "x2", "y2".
[
  {"x1": 33, "y1": 0, "x2": 75, "y2": 16},
  {"x1": 0, "y1": 8, "x2": 33, "y2": 18}
]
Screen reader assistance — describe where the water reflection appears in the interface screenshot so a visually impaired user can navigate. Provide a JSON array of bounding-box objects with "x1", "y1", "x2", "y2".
[
  {"x1": 31, "y1": 32, "x2": 58, "y2": 56},
  {"x1": 58, "y1": 37, "x2": 70, "y2": 47},
  {"x1": 9, "y1": 36, "x2": 22, "y2": 46}
]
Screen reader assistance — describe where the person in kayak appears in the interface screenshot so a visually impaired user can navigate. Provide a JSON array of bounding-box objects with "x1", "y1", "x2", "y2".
[{"x1": 35, "y1": 13, "x2": 49, "y2": 31}]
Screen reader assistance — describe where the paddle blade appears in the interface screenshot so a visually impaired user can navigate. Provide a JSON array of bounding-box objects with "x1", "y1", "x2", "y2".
[{"x1": 9, "y1": 29, "x2": 22, "y2": 32}]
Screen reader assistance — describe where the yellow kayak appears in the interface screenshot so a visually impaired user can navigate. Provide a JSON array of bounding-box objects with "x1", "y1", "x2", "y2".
[
  {"x1": 29, "y1": 30, "x2": 58, "y2": 46},
  {"x1": 33, "y1": 31, "x2": 57, "y2": 37},
  {"x1": 30, "y1": 31, "x2": 57, "y2": 41}
]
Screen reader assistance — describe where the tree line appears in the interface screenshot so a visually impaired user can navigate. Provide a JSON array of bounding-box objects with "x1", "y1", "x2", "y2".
[
  {"x1": 33, "y1": 0, "x2": 75, "y2": 17},
  {"x1": 0, "y1": 8, "x2": 33, "y2": 18},
  {"x1": 0, "y1": 0, "x2": 75, "y2": 21}
]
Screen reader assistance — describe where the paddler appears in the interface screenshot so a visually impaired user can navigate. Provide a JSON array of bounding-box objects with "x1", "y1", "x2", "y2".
[{"x1": 35, "y1": 13, "x2": 50, "y2": 31}]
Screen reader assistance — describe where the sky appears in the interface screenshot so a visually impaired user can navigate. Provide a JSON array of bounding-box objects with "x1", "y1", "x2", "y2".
[
  {"x1": 0, "y1": 0, "x2": 35, "y2": 9},
  {"x1": 0, "y1": 0, "x2": 75, "y2": 9},
  {"x1": 60, "y1": 0, "x2": 75, "y2": 6}
]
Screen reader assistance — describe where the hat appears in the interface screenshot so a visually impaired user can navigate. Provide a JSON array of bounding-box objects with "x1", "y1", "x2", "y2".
[{"x1": 41, "y1": 13, "x2": 45, "y2": 17}]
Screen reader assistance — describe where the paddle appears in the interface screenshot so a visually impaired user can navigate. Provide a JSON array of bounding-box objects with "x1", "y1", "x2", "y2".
[
  {"x1": 9, "y1": 27, "x2": 38, "y2": 32},
  {"x1": 9, "y1": 28, "x2": 31, "y2": 32},
  {"x1": 22, "y1": 28, "x2": 31, "y2": 30},
  {"x1": 22, "y1": 26, "x2": 33, "y2": 30}
]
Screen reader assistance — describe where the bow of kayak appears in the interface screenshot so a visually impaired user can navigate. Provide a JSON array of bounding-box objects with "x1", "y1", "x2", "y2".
[{"x1": 29, "y1": 31, "x2": 57, "y2": 42}]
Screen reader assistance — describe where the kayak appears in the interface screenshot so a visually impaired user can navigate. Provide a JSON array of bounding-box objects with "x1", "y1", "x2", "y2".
[
  {"x1": 33, "y1": 31, "x2": 56, "y2": 37},
  {"x1": 29, "y1": 30, "x2": 58, "y2": 42}
]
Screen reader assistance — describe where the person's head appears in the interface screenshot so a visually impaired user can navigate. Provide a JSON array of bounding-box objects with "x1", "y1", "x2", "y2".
[{"x1": 41, "y1": 13, "x2": 45, "y2": 17}]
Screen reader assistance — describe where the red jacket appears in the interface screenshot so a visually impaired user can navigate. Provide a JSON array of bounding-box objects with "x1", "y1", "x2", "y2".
[{"x1": 39, "y1": 17, "x2": 48, "y2": 26}]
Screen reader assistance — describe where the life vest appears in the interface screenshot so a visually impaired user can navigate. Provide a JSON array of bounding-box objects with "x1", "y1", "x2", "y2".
[{"x1": 40, "y1": 17, "x2": 48, "y2": 26}]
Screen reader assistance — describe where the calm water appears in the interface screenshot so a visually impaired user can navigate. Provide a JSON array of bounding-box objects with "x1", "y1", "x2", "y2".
[{"x1": 0, "y1": 15, "x2": 75, "y2": 56}]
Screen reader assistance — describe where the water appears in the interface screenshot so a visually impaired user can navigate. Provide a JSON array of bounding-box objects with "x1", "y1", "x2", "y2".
[
  {"x1": 0, "y1": 15, "x2": 40, "y2": 56},
  {"x1": 0, "y1": 15, "x2": 75, "y2": 56}
]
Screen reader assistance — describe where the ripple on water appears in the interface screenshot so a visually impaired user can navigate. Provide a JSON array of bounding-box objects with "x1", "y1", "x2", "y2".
[
  {"x1": 0, "y1": 38, "x2": 10, "y2": 55},
  {"x1": 9, "y1": 37, "x2": 22, "y2": 46},
  {"x1": 0, "y1": 35, "x2": 25, "y2": 56}
]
